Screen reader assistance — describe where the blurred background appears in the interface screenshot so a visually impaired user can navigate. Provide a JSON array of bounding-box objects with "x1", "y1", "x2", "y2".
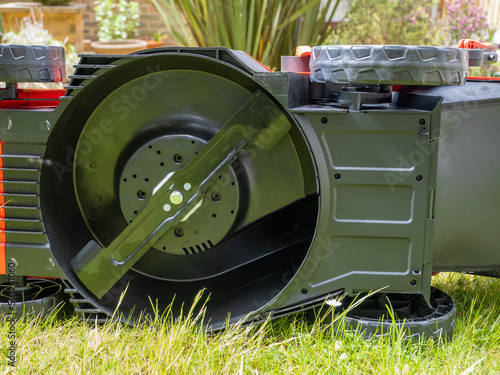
[{"x1": 0, "y1": 0, "x2": 496, "y2": 76}]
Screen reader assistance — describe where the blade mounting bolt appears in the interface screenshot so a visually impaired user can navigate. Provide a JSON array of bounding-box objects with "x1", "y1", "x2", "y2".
[
  {"x1": 173, "y1": 153, "x2": 184, "y2": 163},
  {"x1": 170, "y1": 191, "x2": 183, "y2": 204},
  {"x1": 137, "y1": 190, "x2": 147, "y2": 200}
]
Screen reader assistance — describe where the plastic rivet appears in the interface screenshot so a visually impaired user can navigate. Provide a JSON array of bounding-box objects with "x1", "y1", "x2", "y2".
[{"x1": 170, "y1": 191, "x2": 183, "y2": 204}]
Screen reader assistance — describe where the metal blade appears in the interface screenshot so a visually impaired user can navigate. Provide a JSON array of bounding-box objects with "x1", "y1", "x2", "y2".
[{"x1": 72, "y1": 90, "x2": 291, "y2": 298}]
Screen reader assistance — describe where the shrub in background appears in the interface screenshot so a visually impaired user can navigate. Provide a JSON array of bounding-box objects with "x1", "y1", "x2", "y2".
[
  {"x1": 149, "y1": 0, "x2": 341, "y2": 70},
  {"x1": 329, "y1": 0, "x2": 441, "y2": 46},
  {"x1": 94, "y1": 0, "x2": 141, "y2": 42},
  {"x1": 330, "y1": 0, "x2": 490, "y2": 48},
  {"x1": 440, "y1": 0, "x2": 489, "y2": 45}
]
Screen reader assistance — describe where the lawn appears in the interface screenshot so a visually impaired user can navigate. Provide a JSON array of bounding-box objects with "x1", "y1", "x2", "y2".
[{"x1": 1, "y1": 272, "x2": 500, "y2": 374}]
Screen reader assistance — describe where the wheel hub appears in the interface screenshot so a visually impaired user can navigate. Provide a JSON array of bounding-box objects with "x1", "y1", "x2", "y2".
[{"x1": 118, "y1": 134, "x2": 240, "y2": 256}]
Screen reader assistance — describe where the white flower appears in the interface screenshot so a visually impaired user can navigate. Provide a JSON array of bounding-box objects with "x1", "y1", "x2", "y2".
[{"x1": 326, "y1": 298, "x2": 342, "y2": 307}]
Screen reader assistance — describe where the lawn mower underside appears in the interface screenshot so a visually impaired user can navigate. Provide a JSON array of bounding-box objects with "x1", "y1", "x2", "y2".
[{"x1": 1, "y1": 45, "x2": 499, "y2": 339}]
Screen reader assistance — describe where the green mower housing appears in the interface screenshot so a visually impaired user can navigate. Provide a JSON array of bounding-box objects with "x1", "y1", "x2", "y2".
[{"x1": 0, "y1": 44, "x2": 497, "y2": 339}]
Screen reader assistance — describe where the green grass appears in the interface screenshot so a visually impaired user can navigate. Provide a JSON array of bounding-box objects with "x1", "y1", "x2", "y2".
[{"x1": 1, "y1": 273, "x2": 500, "y2": 374}]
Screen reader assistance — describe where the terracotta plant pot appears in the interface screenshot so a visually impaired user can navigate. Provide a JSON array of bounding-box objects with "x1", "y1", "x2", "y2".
[
  {"x1": 90, "y1": 39, "x2": 148, "y2": 55},
  {"x1": 146, "y1": 40, "x2": 165, "y2": 49}
]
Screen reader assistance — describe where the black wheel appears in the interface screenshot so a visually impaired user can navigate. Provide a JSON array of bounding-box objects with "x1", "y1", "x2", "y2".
[
  {"x1": 41, "y1": 52, "x2": 318, "y2": 328},
  {"x1": 312, "y1": 287, "x2": 456, "y2": 340},
  {"x1": 310, "y1": 45, "x2": 468, "y2": 86},
  {"x1": 0, "y1": 44, "x2": 65, "y2": 83},
  {"x1": 0, "y1": 279, "x2": 71, "y2": 319}
]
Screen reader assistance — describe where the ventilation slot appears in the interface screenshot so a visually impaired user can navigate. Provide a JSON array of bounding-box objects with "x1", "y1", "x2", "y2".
[{"x1": 182, "y1": 240, "x2": 213, "y2": 255}]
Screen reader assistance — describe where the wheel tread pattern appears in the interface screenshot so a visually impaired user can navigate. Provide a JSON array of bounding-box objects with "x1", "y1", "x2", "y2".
[
  {"x1": 0, "y1": 279, "x2": 71, "y2": 319},
  {"x1": 310, "y1": 45, "x2": 468, "y2": 86},
  {"x1": 340, "y1": 287, "x2": 457, "y2": 340},
  {"x1": 0, "y1": 44, "x2": 65, "y2": 83}
]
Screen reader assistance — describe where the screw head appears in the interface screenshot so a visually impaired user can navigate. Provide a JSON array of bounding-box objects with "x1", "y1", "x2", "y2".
[
  {"x1": 170, "y1": 191, "x2": 183, "y2": 204},
  {"x1": 173, "y1": 153, "x2": 184, "y2": 163}
]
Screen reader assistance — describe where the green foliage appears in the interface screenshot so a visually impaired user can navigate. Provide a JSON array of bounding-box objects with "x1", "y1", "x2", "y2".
[
  {"x1": 149, "y1": 0, "x2": 341, "y2": 70},
  {"x1": 94, "y1": 0, "x2": 141, "y2": 42},
  {"x1": 330, "y1": 0, "x2": 441, "y2": 46},
  {"x1": 152, "y1": 30, "x2": 168, "y2": 41},
  {"x1": 37, "y1": 0, "x2": 73, "y2": 5},
  {"x1": 439, "y1": 1, "x2": 493, "y2": 77}
]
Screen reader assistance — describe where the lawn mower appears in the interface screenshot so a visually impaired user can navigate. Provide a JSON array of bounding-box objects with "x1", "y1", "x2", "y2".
[{"x1": 0, "y1": 42, "x2": 498, "y2": 339}]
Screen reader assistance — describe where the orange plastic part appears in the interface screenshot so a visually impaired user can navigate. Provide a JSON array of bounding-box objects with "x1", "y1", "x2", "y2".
[
  {"x1": 241, "y1": 51, "x2": 272, "y2": 72},
  {"x1": 467, "y1": 76, "x2": 500, "y2": 81},
  {"x1": 458, "y1": 38, "x2": 492, "y2": 49},
  {"x1": 296, "y1": 45, "x2": 312, "y2": 58}
]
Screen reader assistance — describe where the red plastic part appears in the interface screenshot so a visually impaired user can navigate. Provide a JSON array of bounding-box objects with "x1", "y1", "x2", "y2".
[
  {"x1": 458, "y1": 38, "x2": 492, "y2": 49},
  {"x1": 0, "y1": 88, "x2": 65, "y2": 109},
  {"x1": 295, "y1": 46, "x2": 312, "y2": 58}
]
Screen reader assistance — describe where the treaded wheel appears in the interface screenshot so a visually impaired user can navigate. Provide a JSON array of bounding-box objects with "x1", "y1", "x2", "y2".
[
  {"x1": 310, "y1": 45, "x2": 468, "y2": 86},
  {"x1": 341, "y1": 287, "x2": 456, "y2": 340},
  {"x1": 311, "y1": 287, "x2": 456, "y2": 340},
  {"x1": 0, "y1": 279, "x2": 71, "y2": 319},
  {"x1": 0, "y1": 45, "x2": 65, "y2": 83}
]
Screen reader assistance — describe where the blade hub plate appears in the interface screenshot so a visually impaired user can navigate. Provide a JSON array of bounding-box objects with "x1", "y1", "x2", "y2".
[{"x1": 118, "y1": 134, "x2": 240, "y2": 255}]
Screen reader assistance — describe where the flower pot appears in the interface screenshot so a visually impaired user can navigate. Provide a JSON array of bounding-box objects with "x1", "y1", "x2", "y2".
[
  {"x1": 90, "y1": 39, "x2": 148, "y2": 55},
  {"x1": 146, "y1": 40, "x2": 165, "y2": 49}
]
